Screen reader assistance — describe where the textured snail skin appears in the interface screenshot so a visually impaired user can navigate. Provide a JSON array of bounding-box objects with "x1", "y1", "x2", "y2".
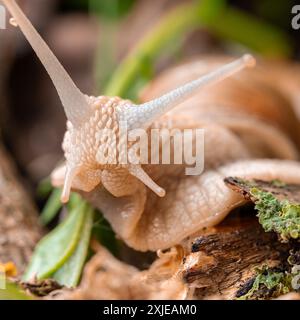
[
  {"x1": 53, "y1": 97, "x2": 300, "y2": 251},
  {"x1": 135, "y1": 58, "x2": 300, "y2": 251},
  {"x1": 72, "y1": 58, "x2": 300, "y2": 252},
  {"x1": 141, "y1": 56, "x2": 300, "y2": 152},
  {"x1": 4, "y1": 0, "x2": 300, "y2": 251},
  {"x1": 79, "y1": 160, "x2": 300, "y2": 251},
  {"x1": 3, "y1": 0, "x2": 258, "y2": 203}
]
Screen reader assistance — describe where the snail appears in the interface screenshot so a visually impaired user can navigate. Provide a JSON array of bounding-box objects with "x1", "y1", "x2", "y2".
[{"x1": 4, "y1": 0, "x2": 300, "y2": 252}]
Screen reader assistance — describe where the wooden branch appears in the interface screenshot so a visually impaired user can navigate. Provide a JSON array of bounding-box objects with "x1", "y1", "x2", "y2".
[{"x1": 182, "y1": 214, "x2": 292, "y2": 300}]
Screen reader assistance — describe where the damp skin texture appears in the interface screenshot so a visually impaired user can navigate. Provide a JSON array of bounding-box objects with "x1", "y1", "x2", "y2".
[
  {"x1": 4, "y1": 0, "x2": 300, "y2": 252},
  {"x1": 2, "y1": 0, "x2": 255, "y2": 203}
]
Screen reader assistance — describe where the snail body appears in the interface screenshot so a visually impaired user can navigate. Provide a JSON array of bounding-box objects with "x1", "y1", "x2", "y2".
[
  {"x1": 3, "y1": 0, "x2": 300, "y2": 252},
  {"x1": 2, "y1": 0, "x2": 256, "y2": 202}
]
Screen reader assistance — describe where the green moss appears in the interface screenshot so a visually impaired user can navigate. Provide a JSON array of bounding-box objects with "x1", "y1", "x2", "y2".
[
  {"x1": 237, "y1": 266, "x2": 292, "y2": 300},
  {"x1": 234, "y1": 181, "x2": 300, "y2": 300},
  {"x1": 250, "y1": 188, "x2": 300, "y2": 242},
  {"x1": 236, "y1": 251, "x2": 300, "y2": 300}
]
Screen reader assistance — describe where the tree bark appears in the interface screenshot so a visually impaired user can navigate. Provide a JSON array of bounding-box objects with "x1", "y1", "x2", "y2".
[{"x1": 182, "y1": 214, "x2": 292, "y2": 300}]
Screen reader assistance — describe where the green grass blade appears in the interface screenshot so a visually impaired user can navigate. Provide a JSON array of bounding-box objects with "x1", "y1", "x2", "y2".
[
  {"x1": 39, "y1": 188, "x2": 62, "y2": 226},
  {"x1": 23, "y1": 202, "x2": 86, "y2": 280},
  {"x1": 52, "y1": 205, "x2": 94, "y2": 287}
]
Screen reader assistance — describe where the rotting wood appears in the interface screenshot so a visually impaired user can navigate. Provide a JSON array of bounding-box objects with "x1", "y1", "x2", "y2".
[
  {"x1": 224, "y1": 177, "x2": 300, "y2": 203},
  {"x1": 182, "y1": 213, "x2": 292, "y2": 300}
]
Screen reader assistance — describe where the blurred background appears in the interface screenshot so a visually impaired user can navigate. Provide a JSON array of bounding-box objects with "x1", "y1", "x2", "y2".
[{"x1": 0, "y1": 0, "x2": 299, "y2": 204}]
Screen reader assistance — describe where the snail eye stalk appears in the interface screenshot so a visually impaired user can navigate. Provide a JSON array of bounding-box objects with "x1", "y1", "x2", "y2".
[
  {"x1": 118, "y1": 54, "x2": 256, "y2": 130},
  {"x1": 61, "y1": 167, "x2": 79, "y2": 203},
  {"x1": 2, "y1": 0, "x2": 91, "y2": 127}
]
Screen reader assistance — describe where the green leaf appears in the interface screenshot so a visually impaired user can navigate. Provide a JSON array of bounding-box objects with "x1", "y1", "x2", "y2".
[
  {"x1": 0, "y1": 282, "x2": 32, "y2": 300},
  {"x1": 67, "y1": 193, "x2": 83, "y2": 211},
  {"x1": 23, "y1": 202, "x2": 86, "y2": 280},
  {"x1": 52, "y1": 206, "x2": 94, "y2": 287},
  {"x1": 39, "y1": 188, "x2": 62, "y2": 226}
]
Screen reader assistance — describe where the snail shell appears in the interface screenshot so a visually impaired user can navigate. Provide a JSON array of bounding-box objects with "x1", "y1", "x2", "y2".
[{"x1": 79, "y1": 57, "x2": 300, "y2": 251}]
